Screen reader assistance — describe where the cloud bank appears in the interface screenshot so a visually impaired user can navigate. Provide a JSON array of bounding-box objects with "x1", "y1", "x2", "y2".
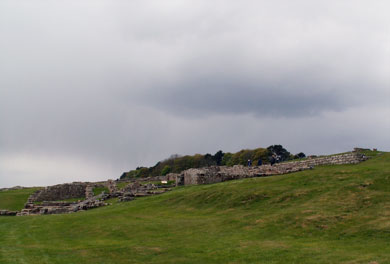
[{"x1": 0, "y1": 0, "x2": 389, "y2": 187}]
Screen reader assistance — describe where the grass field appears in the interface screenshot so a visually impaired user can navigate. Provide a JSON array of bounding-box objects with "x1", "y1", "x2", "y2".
[
  {"x1": 116, "y1": 181, "x2": 129, "y2": 190},
  {"x1": 93, "y1": 186, "x2": 110, "y2": 196},
  {"x1": 0, "y1": 188, "x2": 41, "y2": 211},
  {"x1": 0, "y1": 151, "x2": 389, "y2": 263}
]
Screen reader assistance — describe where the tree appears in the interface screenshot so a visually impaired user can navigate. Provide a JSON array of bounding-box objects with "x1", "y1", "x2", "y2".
[
  {"x1": 119, "y1": 172, "x2": 128, "y2": 179},
  {"x1": 161, "y1": 165, "x2": 171, "y2": 176},
  {"x1": 253, "y1": 148, "x2": 269, "y2": 164},
  {"x1": 238, "y1": 149, "x2": 255, "y2": 166},
  {"x1": 119, "y1": 145, "x2": 298, "y2": 179},
  {"x1": 137, "y1": 167, "x2": 149, "y2": 178},
  {"x1": 213, "y1": 150, "x2": 224, "y2": 166},
  {"x1": 203, "y1": 153, "x2": 216, "y2": 166},
  {"x1": 294, "y1": 152, "x2": 306, "y2": 159},
  {"x1": 267, "y1": 145, "x2": 291, "y2": 162},
  {"x1": 221, "y1": 152, "x2": 233, "y2": 166}
]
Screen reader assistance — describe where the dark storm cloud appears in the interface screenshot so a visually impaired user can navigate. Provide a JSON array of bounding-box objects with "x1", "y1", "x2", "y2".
[
  {"x1": 140, "y1": 76, "x2": 344, "y2": 118},
  {"x1": 109, "y1": 0, "x2": 389, "y2": 118},
  {"x1": 136, "y1": 69, "x2": 349, "y2": 117}
]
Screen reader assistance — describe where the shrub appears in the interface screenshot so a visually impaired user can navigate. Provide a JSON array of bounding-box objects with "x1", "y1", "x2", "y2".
[{"x1": 161, "y1": 165, "x2": 171, "y2": 176}]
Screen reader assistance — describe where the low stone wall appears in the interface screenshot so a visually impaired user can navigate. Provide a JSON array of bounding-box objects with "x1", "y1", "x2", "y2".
[
  {"x1": 165, "y1": 173, "x2": 185, "y2": 186},
  {"x1": 182, "y1": 163, "x2": 312, "y2": 185},
  {"x1": 182, "y1": 152, "x2": 368, "y2": 185},
  {"x1": 117, "y1": 176, "x2": 168, "y2": 185},
  {"x1": 28, "y1": 182, "x2": 88, "y2": 202},
  {"x1": 166, "y1": 173, "x2": 177, "y2": 181},
  {"x1": 19, "y1": 194, "x2": 110, "y2": 216},
  {"x1": 105, "y1": 180, "x2": 118, "y2": 194},
  {"x1": 0, "y1": 186, "x2": 26, "y2": 192},
  {"x1": 292, "y1": 152, "x2": 368, "y2": 167},
  {"x1": 0, "y1": 210, "x2": 18, "y2": 216}
]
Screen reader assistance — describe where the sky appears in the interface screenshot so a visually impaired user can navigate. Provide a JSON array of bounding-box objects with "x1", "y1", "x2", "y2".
[{"x1": 0, "y1": 0, "x2": 389, "y2": 188}]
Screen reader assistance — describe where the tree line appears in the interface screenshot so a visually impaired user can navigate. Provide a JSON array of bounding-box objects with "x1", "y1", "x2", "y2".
[{"x1": 120, "y1": 145, "x2": 305, "y2": 179}]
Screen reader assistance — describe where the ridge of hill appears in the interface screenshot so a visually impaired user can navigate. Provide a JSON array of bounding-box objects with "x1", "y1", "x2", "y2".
[
  {"x1": 120, "y1": 144, "x2": 302, "y2": 179},
  {"x1": 0, "y1": 150, "x2": 389, "y2": 263}
]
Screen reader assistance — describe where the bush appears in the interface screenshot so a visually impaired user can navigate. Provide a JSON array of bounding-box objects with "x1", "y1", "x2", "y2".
[
  {"x1": 161, "y1": 165, "x2": 171, "y2": 176},
  {"x1": 221, "y1": 153, "x2": 233, "y2": 166}
]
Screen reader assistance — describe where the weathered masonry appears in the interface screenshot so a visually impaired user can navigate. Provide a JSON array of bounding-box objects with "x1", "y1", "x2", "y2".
[
  {"x1": 16, "y1": 180, "x2": 172, "y2": 216},
  {"x1": 168, "y1": 151, "x2": 369, "y2": 186},
  {"x1": 28, "y1": 182, "x2": 88, "y2": 202},
  {"x1": 1, "y1": 150, "x2": 369, "y2": 216}
]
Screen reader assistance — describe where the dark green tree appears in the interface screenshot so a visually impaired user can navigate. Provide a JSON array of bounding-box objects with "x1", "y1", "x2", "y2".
[
  {"x1": 267, "y1": 145, "x2": 291, "y2": 162},
  {"x1": 294, "y1": 152, "x2": 306, "y2": 159},
  {"x1": 161, "y1": 165, "x2": 172, "y2": 176},
  {"x1": 213, "y1": 150, "x2": 224, "y2": 166}
]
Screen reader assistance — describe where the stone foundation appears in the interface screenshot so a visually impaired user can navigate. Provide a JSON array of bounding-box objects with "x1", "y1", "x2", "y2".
[
  {"x1": 17, "y1": 180, "x2": 172, "y2": 216},
  {"x1": 117, "y1": 182, "x2": 172, "y2": 201},
  {"x1": 18, "y1": 195, "x2": 110, "y2": 216}
]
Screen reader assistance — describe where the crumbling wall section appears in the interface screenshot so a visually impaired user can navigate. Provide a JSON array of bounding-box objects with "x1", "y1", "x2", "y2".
[
  {"x1": 28, "y1": 182, "x2": 88, "y2": 202},
  {"x1": 0, "y1": 210, "x2": 18, "y2": 216}
]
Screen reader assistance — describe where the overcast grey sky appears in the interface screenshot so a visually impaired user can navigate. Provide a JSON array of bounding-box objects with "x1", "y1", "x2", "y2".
[{"x1": 1, "y1": 0, "x2": 389, "y2": 188}]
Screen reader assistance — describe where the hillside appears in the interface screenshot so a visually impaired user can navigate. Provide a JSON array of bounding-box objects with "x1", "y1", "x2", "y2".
[
  {"x1": 0, "y1": 187, "x2": 41, "y2": 211},
  {"x1": 0, "y1": 151, "x2": 389, "y2": 263}
]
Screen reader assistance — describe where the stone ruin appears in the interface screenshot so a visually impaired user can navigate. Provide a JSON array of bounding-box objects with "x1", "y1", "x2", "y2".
[
  {"x1": 14, "y1": 179, "x2": 173, "y2": 216},
  {"x1": 0, "y1": 210, "x2": 18, "y2": 216},
  {"x1": 28, "y1": 182, "x2": 88, "y2": 202},
  {"x1": 118, "y1": 181, "x2": 173, "y2": 202},
  {"x1": 1, "y1": 149, "x2": 370, "y2": 216},
  {"x1": 166, "y1": 151, "x2": 369, "y2": 186},
  {"x1": 18, "y1": 182, "x2": 109, "y2": 216}
]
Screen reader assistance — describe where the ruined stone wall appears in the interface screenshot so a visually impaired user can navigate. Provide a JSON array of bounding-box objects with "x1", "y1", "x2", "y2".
[
  {"x1": 182, "y1": 163, "x2": 312, "y2": 185},
  {"x1": 182, "y1": 152, "x2": 368, "y2": 185},
  {"x1": 0, "y1": 210, "x2": 17, "y2": 216},
  {"x1": 166, "y1": 173, "x2": 179, "y2": 182},
  {"x1": 183, "y1": 167, "x2": 223, "y2": 185},
  {"x1": 28, "y1": 182, "x2": 88, "y2": 202},
  {"x1": 293, "y1": 152, "x2": 367, "y2": 167},
  {"x1": 116, "y1": 176, "x2": 168, "y2": 186}
]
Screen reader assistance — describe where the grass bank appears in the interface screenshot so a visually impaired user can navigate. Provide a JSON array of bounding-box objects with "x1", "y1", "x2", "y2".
[
  {"x1": 0, "y1": 151, "x2": 389, "y2": 263},
  {"x1": 0, "y1": 188, "x2": 41, "y2": 211}
]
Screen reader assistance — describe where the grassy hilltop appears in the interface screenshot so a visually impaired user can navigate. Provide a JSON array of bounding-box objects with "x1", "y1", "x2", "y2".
[{"x1": 1, "y1": 151, "x2": 389, "y2": 263}]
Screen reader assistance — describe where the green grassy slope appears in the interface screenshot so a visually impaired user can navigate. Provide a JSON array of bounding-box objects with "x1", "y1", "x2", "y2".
[
  {"x1": 0, "y1": 188, "x2": 41, "y2": 211},
  {"x1": 0, "y1": 152, "x2": 389, "y2": 264}
]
